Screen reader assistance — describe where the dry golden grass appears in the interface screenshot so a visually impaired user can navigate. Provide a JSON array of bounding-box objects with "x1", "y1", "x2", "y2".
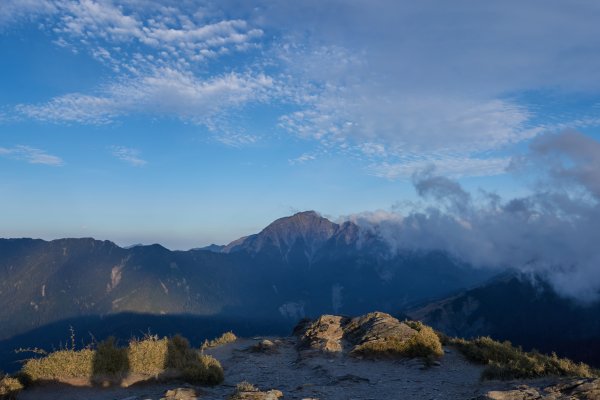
[
  {"x1": 0, "y1": 374, "x2": 24, "y2": 400},
  {"x1": 451, "y1": 336, "x2": 598, "y2": 380},
  {"x1": 20, "y1": 334, "x2": 224, "y2": 385},
  {"x1": 128, "y1": 335, "x2": 169, "y2": 375},
  {"x1": 202, "y1": 331, "x2": 237, "y2": 349},
  {"x1": 352, "y1": 321, "x2": 443, "y2": 360},
  {"x1": 21, "y1": 349, "x2": 95, "y2": 381}
]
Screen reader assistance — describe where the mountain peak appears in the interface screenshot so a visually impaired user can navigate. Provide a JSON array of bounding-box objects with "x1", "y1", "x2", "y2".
[
  {"x1": 222, "y1": 211, "x2": 341, "y2": 260},
  {"x1": 291, "y1": 210, "x2": 320, "y2": 218}
]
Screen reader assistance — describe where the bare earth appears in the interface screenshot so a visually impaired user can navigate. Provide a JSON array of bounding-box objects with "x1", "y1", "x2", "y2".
[{"x1": 15, "y1": 337, "x2": 563, "y2": 400}]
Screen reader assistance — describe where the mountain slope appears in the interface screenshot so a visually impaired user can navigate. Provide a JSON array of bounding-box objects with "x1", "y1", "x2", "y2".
[{"x1": 408, "y1": 274, "x2": 600, "y2": 366}]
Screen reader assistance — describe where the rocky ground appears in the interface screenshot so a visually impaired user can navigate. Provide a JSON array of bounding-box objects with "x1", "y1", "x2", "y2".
[{"x1": 14, "y1": 313, "x2": 600, "y2": 400}]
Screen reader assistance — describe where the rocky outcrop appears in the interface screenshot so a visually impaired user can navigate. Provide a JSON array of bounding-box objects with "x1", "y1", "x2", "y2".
[
  {"x1": 295, "y1": 312, "x2": 418, "y2": 356},
  {"x1": 344, "y1": 312, "x2": 418, "y2": 349},
  {"x1": 481, "y1": 378, "x2": 600, "y2": 400},
  {"x1": 296, "y1": 315, "x2": 349, "y2": 353}
]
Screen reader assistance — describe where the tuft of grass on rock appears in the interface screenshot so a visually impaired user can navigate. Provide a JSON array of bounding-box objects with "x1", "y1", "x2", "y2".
[
  {"x1": 0, "y1": 373, "x2": 24, "y2": 400},
  {"x1": 352, "y1": 321, "x2": 443, "y2": 360},
  {"x1": 451, "y1": 336, "x2": 598, "y2": 380},
  {"x1": 202, "y1": 331, "x2": 237, "y2": 349}
]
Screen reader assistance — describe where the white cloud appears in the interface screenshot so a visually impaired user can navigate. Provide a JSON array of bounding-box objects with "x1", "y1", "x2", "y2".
[
  {"x1": 17, "y1": 70, "x2": 274, "y2": 127},
  {"x1": 288, "y1": 153, "x2": 316, "y2": 165},
  {"x1": 0, "y1": 0, "x2": 57, "y2": 27},
  {"x1": 110, "y1": 146, "x2": 146, "y2": 166},
  {"x1": 8, "y1": 0, "x2": 270, "y2": 144},
  {"x1": 0, "y1": 145, "x2": 64, "y2": 166}
]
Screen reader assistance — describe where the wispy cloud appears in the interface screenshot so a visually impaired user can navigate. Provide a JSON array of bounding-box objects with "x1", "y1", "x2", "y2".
[
  {"x1": 288, "y1": 153, "x2": 316, "y2": 165},
  {"x1": 110, "y1": 146, "x2": 146, "y2": 166},
  {"x1": 0, "y1": 145, "x2": 64, "y2": 166},
  {"x1": 17, "y1": 70, "x2": 274, "y2": 126},
  {"x1": 0, "y1": 0, "x2": 57, "y2": 27}
]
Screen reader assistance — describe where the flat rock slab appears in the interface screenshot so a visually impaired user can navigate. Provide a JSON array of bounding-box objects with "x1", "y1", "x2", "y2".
[{"x1": 482, "y1": 378, "x2": 600, "y2": 400}]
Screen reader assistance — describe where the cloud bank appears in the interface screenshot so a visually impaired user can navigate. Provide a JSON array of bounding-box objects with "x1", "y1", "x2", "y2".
[{"x1": 350, "y1": 131, "x2": 600, "y2": 303}]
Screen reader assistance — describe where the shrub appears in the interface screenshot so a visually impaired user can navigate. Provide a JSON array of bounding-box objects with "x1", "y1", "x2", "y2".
[
  {"x1": 93, "y1": 337, "x2": 129, "y2": 376},
  {"x1": 401, "y1": 325, "x2": 444, "y2": 359},
  {"x1": 128, "y1": 335, "x2": 169, "y2": 375},
  {"x1": 451, "y1": 336, "x2": 597, "y2": 380},
  {"x1": 166, "y1": 335, "x2": 193, "y2": 370},
  {"x1": 202, "y1": 331, "x2": 237, "y2": 349},
  {"x1": 0, "y1": 374, "x2": 23, "y2": 400},
  {"x1": 181, "y1": 354, "x2": 224, "y2": 385}
]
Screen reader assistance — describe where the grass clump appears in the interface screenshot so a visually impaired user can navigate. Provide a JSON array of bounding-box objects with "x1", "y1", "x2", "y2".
[
  {"x1": 202, "y1": 331, "x2": 237, "y2": 349},
  {"x1": 451, "y1": 336, "x2": 597, "y2": 380},
  {"x1": 93, "y1": 337, "x2": 129, "y2": 376},
  {"x1": 352, "y1": 321, "x2": 443, "y2": 360},
  {"x1": 0, "y1": 373, "x2": 24, "y2": 400},
  {"x1": 235, "y1": 381, "x2": 258, "y2": 392},
  {"x1": 21, "y1": 349, "x2": 94, "y2": 381},
  {"x1": 20, "y1": 334, "x2": 224, "y2": 386},
  {"x1": 127, "y1": 335, "x2": 169, "y2": 375},
  {"x1": 166, "y1": 335, "x2": 224, "y2": 385},
  {"x1": 181, "y1": 354, "x2": 224, "y2": 386}
]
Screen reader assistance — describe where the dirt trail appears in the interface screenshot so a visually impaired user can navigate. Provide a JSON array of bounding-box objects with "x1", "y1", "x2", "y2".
[{"x1": 16, "y1": 337, "x2": 539, "y2": 400}]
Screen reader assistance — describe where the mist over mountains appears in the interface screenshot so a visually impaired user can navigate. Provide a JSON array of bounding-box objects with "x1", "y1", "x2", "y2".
[{"x1": 350, "y1": 131, "x2": 600, "y2": 303}]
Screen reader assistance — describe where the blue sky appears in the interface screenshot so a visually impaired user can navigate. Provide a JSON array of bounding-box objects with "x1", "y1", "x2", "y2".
[{"x1": 2, "y1": 0, "x2": 600, "y2": 249}]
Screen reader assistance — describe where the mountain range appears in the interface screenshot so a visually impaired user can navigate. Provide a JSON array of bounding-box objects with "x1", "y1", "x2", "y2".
[{"x1": 1, "y1": 210, "x2": 598, "y2": 372}]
